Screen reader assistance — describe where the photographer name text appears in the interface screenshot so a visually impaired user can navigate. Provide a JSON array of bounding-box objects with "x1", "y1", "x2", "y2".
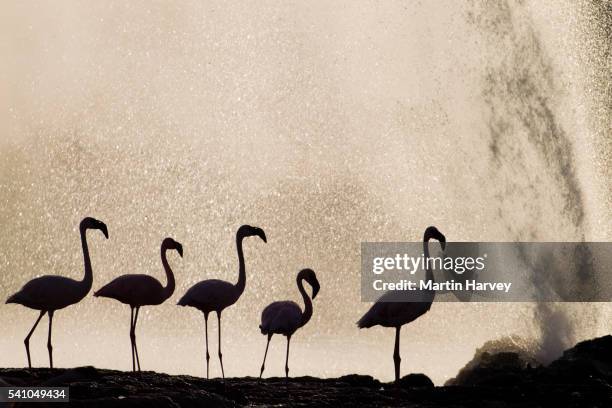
[{"x1": 372, "y1": 279, "x2": 512, "y2": 293}]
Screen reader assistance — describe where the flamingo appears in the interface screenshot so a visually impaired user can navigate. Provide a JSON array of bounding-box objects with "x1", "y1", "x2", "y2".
[
  {"x1": 357, "y1": 226, "x2": 446, "y2": 382},
  {"x1": 94, "y1": 237, "x2": 183, "y2": 372},
  {"x1": 258, "y1": 268, "x2": 320, "y2": 379},
  {"x1": 6, "y1": 217, "x2": 109, "y2": 368},
  {"x1": 178, "y1": 225, "x2": 266, "y2": 378}
]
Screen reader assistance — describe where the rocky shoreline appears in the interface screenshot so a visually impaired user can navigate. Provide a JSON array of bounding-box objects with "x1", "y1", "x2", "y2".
[{"x1": 1, "y1": 335, "x2": 611, "y2": 407}]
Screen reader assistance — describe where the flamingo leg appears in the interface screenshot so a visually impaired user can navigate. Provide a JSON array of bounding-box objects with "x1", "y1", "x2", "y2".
[
  {"x1": 285, "y1": 335, "x2": 292, "y2": 379},
  {"x1": 204, "y1": 312, "x2": 210, "y2": 379},
  {"x1": 393, "y1": 326, "x2": 401, "y2": 382},
  {"x1": 130, "y1": 307, "x2": 136, "y2": 372},
  {"x1": 216, "y1": 311, "x2": 225, "y2": 379},
  {"x1": 47, "y1": 311, "x2": 54, "y2": 369},
  {"x1": 133, "y1": 307, "x2": 141, "y2": 372},
  {"x1": 259, "y1": 334, "x2": 272, "y2": 379},
  {"x1": 24, "y1": 311, "x2": 45, "y2": 369}
]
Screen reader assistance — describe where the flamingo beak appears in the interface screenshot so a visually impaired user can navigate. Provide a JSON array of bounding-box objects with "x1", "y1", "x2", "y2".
[
  {"x1": 311, "y1": 281, "x2": 320, "y2": 299},
  {"x1": 258, "y1": 230, "x2": 267, "y2": 243},
  {"x1": 176, "y1": 244, "x2": 184, "y2": 258},
  {"x1": 101, "y1": 225, "x2": 109, "y2": 239},
  {"x1": 430, "y1": 228, "x2": 446, "y2": 251}
]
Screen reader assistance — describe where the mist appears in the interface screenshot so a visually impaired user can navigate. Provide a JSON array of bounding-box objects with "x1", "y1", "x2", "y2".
[{"x1": 0, "y1": 0, "x2": 610, "y2": 384}]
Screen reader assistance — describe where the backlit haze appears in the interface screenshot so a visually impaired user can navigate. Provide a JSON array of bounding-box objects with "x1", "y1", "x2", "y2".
[{"x1": 0, "y1": 1, "x2": 610, "y2": 384}]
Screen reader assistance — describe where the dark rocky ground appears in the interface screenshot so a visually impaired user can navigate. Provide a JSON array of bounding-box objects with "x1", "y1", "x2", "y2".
[{"x1": 1, "y1": 335, "x2": 611, "y2": 407}]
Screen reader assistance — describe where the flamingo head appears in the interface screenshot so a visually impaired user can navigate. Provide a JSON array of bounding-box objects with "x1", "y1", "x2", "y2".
[
  {"x1": 424, "y1": 226, "x2": 446, "y2": 250},
  {"x1": 298, "y1": 268, "x2": 320, "y2": 299},
  {"x1": 163, "y1": 237, "x2": 183, "y2": 257},
  {"x1": 81, "y1": 217, "x2": 109, "y2": 239},
  {"x1": 238, "y1": 225, "x2": 267, "y2": 243}
]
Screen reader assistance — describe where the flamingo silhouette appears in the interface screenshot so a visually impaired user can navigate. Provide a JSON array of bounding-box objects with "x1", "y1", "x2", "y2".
[
  {"x1": 178, "y1": 225, "x2": 266, "y2": 379},
  {"x1": 258, "y1": 268, "x2": 320, "y2": 378},
  {"x1": 94, "y1": 237, "x2": 183, "y2": 372},
  {"x1": 5, "y1": 217, "x2": 109, "y2": 368},
  {"x1": 357, "y1": 226, "x2": 446, "y2": 382}
]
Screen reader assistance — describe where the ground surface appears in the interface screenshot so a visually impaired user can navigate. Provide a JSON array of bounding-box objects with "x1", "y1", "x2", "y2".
[{"x1": 1, "y1": 336, "x2": 611, "y2": 407}]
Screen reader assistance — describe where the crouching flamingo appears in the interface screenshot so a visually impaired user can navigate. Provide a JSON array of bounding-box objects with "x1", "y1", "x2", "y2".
[{"x1": 259, "y1": 268, "x2": 320, "y2": 378}]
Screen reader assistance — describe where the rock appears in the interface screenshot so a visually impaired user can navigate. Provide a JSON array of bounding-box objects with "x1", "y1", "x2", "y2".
[
  {"x1": 561, "y1": 335, "x2": 612, "y2": 364},
  {"x1": 448, "y1": 335, "x2": 612, "y2": 393},
  {"x1": 338, "y1": 374, "x2": 379, "y2": 387},
  {"x1": 448, "y1": 351, "x2": 538, "y2": 387},
  {"x1": 397, "y1": 373, "x2": 434, "y2": 389},
  {"x1": 543, "y1": 335, "x2": 612, "y2": 385},
  {"x1": 41, "y1": 366, "x2": 101, "y2": 386},
  {"x1": 0, "y1": 336, "x2": 611, "y2": 406}
]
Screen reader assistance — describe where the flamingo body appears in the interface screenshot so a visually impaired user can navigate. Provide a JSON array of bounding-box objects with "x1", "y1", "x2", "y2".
[
  {"x1": 7, "y1": 276, "x2": 88, "y2": 311},
  {"x1": 357, "y1": 291, "x2": 433, "y2": 329},
  {"x1": 177, "y1": 279, "x2": 237, "y2": 313},
  {"x1": 260, "y1": 300, "x2": 303, "y2": 336},
  {"x1": 94, "y1": 274, "x2": 167, "y2": 307}
]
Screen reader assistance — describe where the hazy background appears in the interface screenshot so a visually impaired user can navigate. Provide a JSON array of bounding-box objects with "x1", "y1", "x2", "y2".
[{"x1": 0, "y1": 0, "x2": 610, "y2": 384}]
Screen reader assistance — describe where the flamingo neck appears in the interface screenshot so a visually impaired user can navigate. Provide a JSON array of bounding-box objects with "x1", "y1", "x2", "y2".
[
  {"x1": 234, "y1": 233, "x2": 246, "y2": 296},
  {"x1": 161, "y1": 246, "x2": 175, "y2": 300},
  {"x1": 423, "y1": 238, "x2": 434, "y2": 284},
  {"x1": 298, "y1": 278, "x2": 313, "y2": 327},
  {"x1": 79, "y1": 225, "x2": 93, "y2": 292}
]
